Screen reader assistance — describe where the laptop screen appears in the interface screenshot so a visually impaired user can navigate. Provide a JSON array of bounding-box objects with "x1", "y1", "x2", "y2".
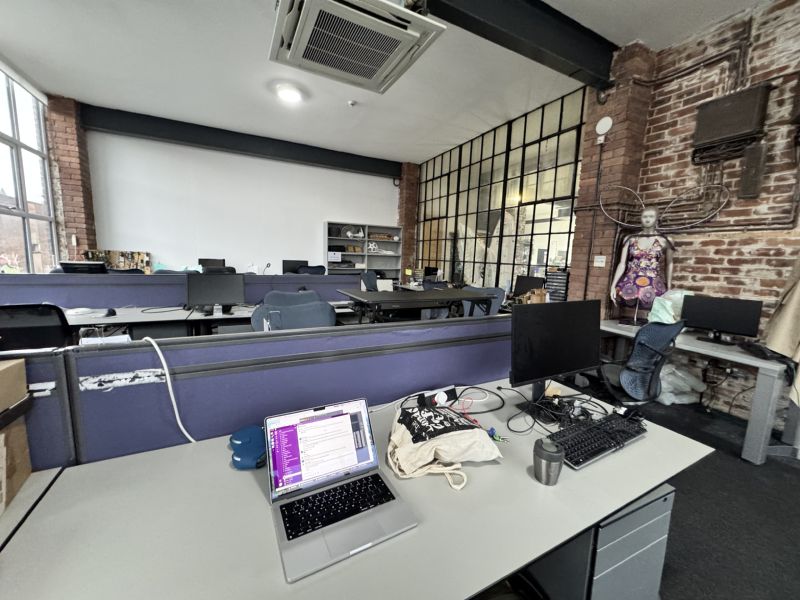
[{"x1": 265, "y1": 399, "x2": 378, "y2": 501}]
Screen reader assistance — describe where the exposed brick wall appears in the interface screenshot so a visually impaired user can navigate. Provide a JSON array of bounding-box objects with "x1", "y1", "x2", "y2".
[
  {"x1": 568, "y1": 43, "x2": 656, "y2": 315},
  {"x1": 45, "y1": 96, "x2": 96, "y2": 260},
  {"x1": 570, "y1": 0, "x2": 800, "y2": 421},
  {"x1": 398, "y1": 162, "x2": 420, "y2": 283}
]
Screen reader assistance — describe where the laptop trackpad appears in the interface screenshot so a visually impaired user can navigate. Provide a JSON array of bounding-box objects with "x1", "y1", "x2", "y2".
[{"x1": 324, "y1": 517, "x2": 385, "y2": 557}]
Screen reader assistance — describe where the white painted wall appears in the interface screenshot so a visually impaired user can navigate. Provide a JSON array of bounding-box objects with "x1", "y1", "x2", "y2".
[{"x1": 87, "y1": 132, "x2": 399, "y2": 273}]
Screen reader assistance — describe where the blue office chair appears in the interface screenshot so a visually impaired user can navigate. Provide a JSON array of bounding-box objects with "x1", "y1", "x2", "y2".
[
  {"x1": 461, "y1": 286, "x2": 505, "y2": 317},
  {"x1": 262, "y1": 290, "x2": 321, "y2": 306},
  {"x1": 296, "y1": 265, "x2": 326, "y2": 275},
  {"x1": 203, "y1": 266, "x2": 236, "y2": 274},
  {"x1": 153, "y1": 269, "x2": 200, "y2": 274},
  {"x1": 251, "y1": 302, "x2": 336, "y2": 331},
  {"x1": 601, "y1": 320, "x2": 685, "y2": 405},
  {"x1": 108, "y1": 268, "x2": 145, "y2": 274}
]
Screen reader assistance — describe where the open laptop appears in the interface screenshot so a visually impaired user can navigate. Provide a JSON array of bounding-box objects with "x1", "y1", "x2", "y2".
[{"x1": 265, "y1": 398, "x2": 417, "y2": 582}]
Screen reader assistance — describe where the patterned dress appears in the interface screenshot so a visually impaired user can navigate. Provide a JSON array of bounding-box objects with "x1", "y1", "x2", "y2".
[{"x1": 614, "y1": 236, "x2": 668, "y2": 309}]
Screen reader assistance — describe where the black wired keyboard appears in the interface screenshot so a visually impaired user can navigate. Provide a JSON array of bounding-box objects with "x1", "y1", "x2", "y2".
[
  {"x1": 279, "y1": 473, "x2": 395, "y2": 541},
  {"x1": 547, "y1": 412, "x2": 647, "y2": 470}
]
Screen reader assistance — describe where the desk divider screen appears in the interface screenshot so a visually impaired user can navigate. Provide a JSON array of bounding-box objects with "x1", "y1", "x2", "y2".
[
  {"x1": 0, "y1": 349, "x2": 75, "y2": 470},
  {"x1": 0, "y1": 273, "x2": 361, "y2": 309},
  {"x1": 66, "y1": 317, "x2": 511, "y2": 463}
]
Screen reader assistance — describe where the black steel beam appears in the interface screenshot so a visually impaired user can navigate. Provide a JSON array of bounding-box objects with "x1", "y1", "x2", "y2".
[
  {"x1": 427, "y1": 0, "x2": 617, "y2": 89},
  {"x1": 80, "y1": 105, "x2": 402, "y2": 178}
]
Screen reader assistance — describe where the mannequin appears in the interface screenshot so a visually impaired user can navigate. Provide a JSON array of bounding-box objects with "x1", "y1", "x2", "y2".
[{"x1": 610, "y1": 207, "x2": 674, "y2": 312}]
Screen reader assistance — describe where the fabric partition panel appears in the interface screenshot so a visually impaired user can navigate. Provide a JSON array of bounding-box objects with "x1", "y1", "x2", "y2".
[
  {"x1": 0, "y1": 274, "x2": 187, "y2": 308},
  {"x1": 67, "y1": 318, "x2": 511, "y2": 463},
  {"x1": 0, "y1": 349, "x2": 75, "y2": 469}
]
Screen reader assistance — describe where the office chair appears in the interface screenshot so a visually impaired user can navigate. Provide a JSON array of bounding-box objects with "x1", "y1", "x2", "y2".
[
  {"x1": 49, "y1": 267, "x2": 64, "y2": 273},
  {"x1": 108, "y1": 268, "x2": 145, "y2": 274},
  {"x1": 361, "y1": 270, "x2": 379, "y2": 292},
  {"x1": 251, "y1": 301, "x2": 336, "y2": 331},
  {"x1": 461, "y1": 286, "x2": 505, "y2": 317},
  {"x1": 262, "y1": 290, "x2": 321, "y2": 306},
  {"x1": 153, "y1": 269, "x2": 200, "y2": 274},
  {"x1": 600, "y1": 320, "x2": 685, "y2": 406},
  {"x1": 296, "y1": 265, "x2": 326, "y2": 275},
  {"x1": 0, "y1": 303, "x2": 73, "y2": 351},
  {"x1": 203, "y1": 266, "x2": 237, "y2": 274}
]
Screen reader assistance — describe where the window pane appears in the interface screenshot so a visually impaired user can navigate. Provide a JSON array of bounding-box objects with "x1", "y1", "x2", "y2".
[
  {"x1": 467, "y1": 189, "x2": 478, "y2": 213},
  {"x1": 517, "y1": 205, "x2": 534, "y2": 236},
  {"x1": 510, "y1": 117, "x2": 525, "y2": 149},
  {"x1": 478, "y1": 186, "x2": 490, "y2": 212},
  {"x1": 555, "y1": 164, "x2": 575, "y2": 197},
  {"x1": 482, "y1": 132, "x2": 493, "y2": 159},
  {"x1": 490, "y1": 183, "x2": 504, "y2": 210},
  {"x1": 505, "y1": 178, "x2": 521, "y2": 207},
  {"x1": 525, "y1": 110, "x2": 541, "y2": 143},
  {"x1": 0, "y1": 142, "x2": 18, "y2": 208},
  {"x1": 471, "y1": 138, "x2": 481, "y2": 163},
  {"x1": 557, "y1": 130, "x2": 577, "y2": 166},
  {"x1": 540, "y1": 137, "x2": 558, "y2": 170},
  {"x1": 0, "y1": 213, "x2": 27, "y2": 273},
  {"x1": 492, "y1": 154, "x2": 506, "y2": 182},
  {"x1": 533, "y1": 202, "x2": 552, "y2": 233},
  {"x1": 484, "y1": 263, "x2": 497, "y2": 287},
  {"x1": 467, "y1": 213, "x2": 477, "y2": 236},
  {"x1": 549, "y1": 234, "x2": 570, "y2": 267},
  {"x1": 21, "y1": 149, "x2": 50, "y2": 216},
  {"x1": 476, "y1": 212, "x2": 489, "y2": 237},
  {"x1": 523, "y1": 144, "x2": 539, "y2": 174},
  {"x1": 530, "y1": 235, "x2": 549, "y2": 266},
  {"x1": 460, "y1": 142, "x2": 470, "y2": 168},
  {"x1": 551, "y1": 199, "x2": 573, "y2": 232},
  {"x1": 0, "y1": 75, "x2": 11, "y2": 137},
  {"x1": 508, "y1": 148, "x2": 522, "y2": 179},
  {"x1": 494, "y1": 125, "x2": 508, "y2": 154},
  {"x1": 488, "y1": 210, "x2": 502, "y2": 237},
  {"x1": 542, "y1": 101, "x2": 560, "y2": 137},
  {"x1": 562, "y1": 90, "x2": 583, "y2": 128},
  {"x1": 13, "y1": 82, "x2": 43, "y2": 150},
  {"x1": 538, "y1": 168, "x2": 556, "y2": 200},
  {"x1": 28, "y1": 218, "x2": 56, "y2": 273},
  {"x1": 479, "y1": 158, "x2": 492, "y2": 186},
  {"x1": 522, "y1": 174, "x2": 537, "y2": 203},
  {"x1": 499, "y1": 264, "x2": 514, "y2": 292}
]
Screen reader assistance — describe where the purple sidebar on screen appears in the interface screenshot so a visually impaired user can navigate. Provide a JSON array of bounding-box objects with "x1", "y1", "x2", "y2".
[{"x1": 271, "y1": 425, "x2": 302, "y2": 489}]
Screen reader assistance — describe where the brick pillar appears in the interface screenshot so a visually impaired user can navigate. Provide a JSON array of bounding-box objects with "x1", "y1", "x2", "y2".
[
  {"x1": 46, "y1": 96, "x2": 96, "y2": 260},
  {"x1": 568, "y1": 43, "x2": 656, "y2": 315},
  {"x1": 398, "y1": 162, "x2": 419, "y2": 283}
]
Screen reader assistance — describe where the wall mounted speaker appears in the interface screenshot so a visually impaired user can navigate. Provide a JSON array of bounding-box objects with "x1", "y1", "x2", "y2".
[{"x1": 739, "y1": 142, "x2": 768, "y2": 199}]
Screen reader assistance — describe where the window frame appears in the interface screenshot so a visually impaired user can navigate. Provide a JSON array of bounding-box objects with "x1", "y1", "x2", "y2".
[{"x1": 0, "y1": 72, "x2": 56, "y2": 274}]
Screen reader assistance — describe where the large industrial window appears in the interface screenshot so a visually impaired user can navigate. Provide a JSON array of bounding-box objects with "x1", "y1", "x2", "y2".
[
  {"x1": 0, "y1": 69, "x2": 56, "y2": 273},
  {"x1": 416, "y1": 88, "x2": 584, "y2": 291}
]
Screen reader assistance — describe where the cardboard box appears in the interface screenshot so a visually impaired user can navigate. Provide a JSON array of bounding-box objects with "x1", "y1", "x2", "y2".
[
  {"x1": 0, "y1": 359, "x2": 27, "y2": 413},
  {"x1": 0, "y1": 416, "x2": 33, "y2": 515}
]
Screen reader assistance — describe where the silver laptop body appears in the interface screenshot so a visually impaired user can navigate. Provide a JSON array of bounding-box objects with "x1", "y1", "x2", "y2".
[{"x1": 265, "y1": 398, "x2": 417, "y2": 583}]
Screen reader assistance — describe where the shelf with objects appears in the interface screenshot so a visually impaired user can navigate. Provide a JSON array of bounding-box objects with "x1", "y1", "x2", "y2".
[{"x1": 325, "y1": 222, "x2": 402, "y2": 281}]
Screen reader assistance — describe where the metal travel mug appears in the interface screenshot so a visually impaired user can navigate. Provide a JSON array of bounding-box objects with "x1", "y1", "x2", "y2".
[{"x1": 533, "y1": 438, "x2": 564, "y2": 486}]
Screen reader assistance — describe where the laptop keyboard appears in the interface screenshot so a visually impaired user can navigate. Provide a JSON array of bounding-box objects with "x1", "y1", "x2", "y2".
[{"x1": 280, "y1": 473, "x2": 395, "y2": 541}]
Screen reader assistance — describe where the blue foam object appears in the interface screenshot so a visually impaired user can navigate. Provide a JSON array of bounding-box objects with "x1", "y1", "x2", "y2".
[
  {"x1": 229, "y1": 425, "x2": 266, "y2": 450},
  {"x1": 232, "y1": 447, "x2": 267, "y2": 470}
]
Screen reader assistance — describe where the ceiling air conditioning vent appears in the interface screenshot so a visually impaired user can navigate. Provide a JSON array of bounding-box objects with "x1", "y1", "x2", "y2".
[{"x1": 270, "y1": 0, "x2": 445, "y2": 93}]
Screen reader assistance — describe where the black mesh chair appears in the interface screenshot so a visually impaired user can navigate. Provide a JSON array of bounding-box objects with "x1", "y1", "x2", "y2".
[
  {"x1": 251, "y1": 302, "x2": 336, "y2": 331},
  {"x1": 361, "y1": 270, "x2": 379, "y2": 292},
  {"x1": 202, "y1": 266, "x2": 237, "y2": 274},
  {"x1": 601, "y1": 320, "x2": 685, "y2": 406},
  {"x1": 108, "y1": 268, "x2": 145, "y2": 274},
  {"x1": 0, "y1": 304, "x2": 73, "y2": 351},
  {"x1": 296, "y1": 265, "x2": 326, "y2": 275}
]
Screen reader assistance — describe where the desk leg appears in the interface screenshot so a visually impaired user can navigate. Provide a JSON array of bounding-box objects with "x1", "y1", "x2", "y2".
[
  {"x1": 467, "y1": 301, "x2": 476, "y2": 317},
  {"x1": 781, "y1": 402, "x2": 800, "y2": 450},
  {"x1": 742, "y1": 368, "x2": 785, "y2": 465}
]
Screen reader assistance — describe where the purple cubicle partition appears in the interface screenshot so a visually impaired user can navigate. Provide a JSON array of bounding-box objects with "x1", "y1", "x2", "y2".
[
  {"x1": 66, "y1": 317, "x2": 512, "y2": 464},
  {"x1": 0, "y1": 349, "x2": 75, "y2": 470},
  {"x1": 0, "y1": 273, "x2": 361, "y2": 309},
  {"x1": 0, "y1": 274, "x2": 187, "y2": 308}
]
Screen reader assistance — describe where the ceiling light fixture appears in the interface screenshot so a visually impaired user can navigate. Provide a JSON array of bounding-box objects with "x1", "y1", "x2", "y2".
[{"x1": 273, "y1": 82, "x2": 305, "y2": 105}]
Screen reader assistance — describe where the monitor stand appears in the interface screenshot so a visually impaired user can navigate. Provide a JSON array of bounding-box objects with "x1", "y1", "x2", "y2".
[
  {"x1": 696, "y1": 330, "x2": 735, "y2": 346},
  {"x1": 523, "y1": 381, "x2": 561, "y2": 425}
]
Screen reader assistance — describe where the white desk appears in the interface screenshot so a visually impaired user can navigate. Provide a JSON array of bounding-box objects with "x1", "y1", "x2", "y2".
[
  {"x1": 0, "y1": 379, "x2": 711, "y2": 600},
  {"x1": 0, "y1": 467, "x2": 60, "y2": 549},
  {"x1": 601, "y1": 320, "x2": 799, "y2": 465},
  {"x1": 65, "y1": 307, "x2": 193, "y2": 327}
]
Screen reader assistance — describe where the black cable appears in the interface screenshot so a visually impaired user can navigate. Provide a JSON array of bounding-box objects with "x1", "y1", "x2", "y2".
[
  {"x1": 727, "y1": 385, "x2": 755, "y2": 414},
  {"x1": 455, "y1": 386, "x2": 506, "y2": 414},
  {"x1": 504, "y1": 383, "x2": 555, "y2": 435}
]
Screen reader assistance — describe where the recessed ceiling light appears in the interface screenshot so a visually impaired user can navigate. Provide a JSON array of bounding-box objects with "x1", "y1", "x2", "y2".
[{"x1": 273, "y1": 82, "x2": 305, "y2": 105}]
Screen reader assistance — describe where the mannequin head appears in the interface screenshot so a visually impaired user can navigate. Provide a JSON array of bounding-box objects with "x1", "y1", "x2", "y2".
[{"x1": 640, "y1": 207, "x2": 658, "y2": 229}]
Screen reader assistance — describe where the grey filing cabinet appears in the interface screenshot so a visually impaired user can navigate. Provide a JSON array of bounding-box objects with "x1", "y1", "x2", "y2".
[
  {"x1": 518, "y1": 483, "x2": 675, "y2": 600},
  {"x1": 592, "y1": 483, "x2": 675, "y2": 600}
]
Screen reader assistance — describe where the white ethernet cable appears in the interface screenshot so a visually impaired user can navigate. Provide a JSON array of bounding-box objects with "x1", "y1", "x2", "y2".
[{"x1": 142, "y1": 336, "x2": 196, "y2": 443}]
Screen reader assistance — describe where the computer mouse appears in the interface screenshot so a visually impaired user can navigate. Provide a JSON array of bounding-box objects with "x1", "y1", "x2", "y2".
[{"x1": 105, "y1": 308, "x2": 117, "y2": 317}]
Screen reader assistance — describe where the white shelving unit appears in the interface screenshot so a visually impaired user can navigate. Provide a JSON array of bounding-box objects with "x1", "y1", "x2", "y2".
[{"x1": 325, "y1": 222, "x2": 403, "y2": 280}]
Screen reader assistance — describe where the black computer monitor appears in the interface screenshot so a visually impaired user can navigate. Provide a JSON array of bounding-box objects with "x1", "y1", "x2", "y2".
[
  {"x1": 513, "y1": 276, "x2": 546, "y2": 297},
  {"x1": 282, "y1": 260, "x2": 309, "y2": 274},
  {"x1": 681, "y1": 295, "x2": 762, "y2": 344},
  {"x1": 60, "y1": 261, "x2": 108, "y2": 274},
  {"x1": 510, "y1": 300, "x2": 600, "y2": 390},
  {"x1": 186, "y1": 274, "x2": 245, "y2": 315},
  {"x1": 199, "y1": 258, "x2": 226, "y2": 268}
]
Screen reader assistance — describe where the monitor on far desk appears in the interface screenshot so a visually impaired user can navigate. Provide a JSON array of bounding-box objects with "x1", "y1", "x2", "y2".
[
  {"x1": 512, "y1": 275, "x2": 546, "y2": 298},
  {"x1": 282, "y1": 260, "x2": 309, "y2": 274},
  {"x1": 60, "y1": 261, "x2": 108, "y2": 274},
  {"x1": 186, "y1": 274, "x2": 245, "y2": 315},
  {"x1": 681, "y1": 295, "x2": 762, "y2": 345}
]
